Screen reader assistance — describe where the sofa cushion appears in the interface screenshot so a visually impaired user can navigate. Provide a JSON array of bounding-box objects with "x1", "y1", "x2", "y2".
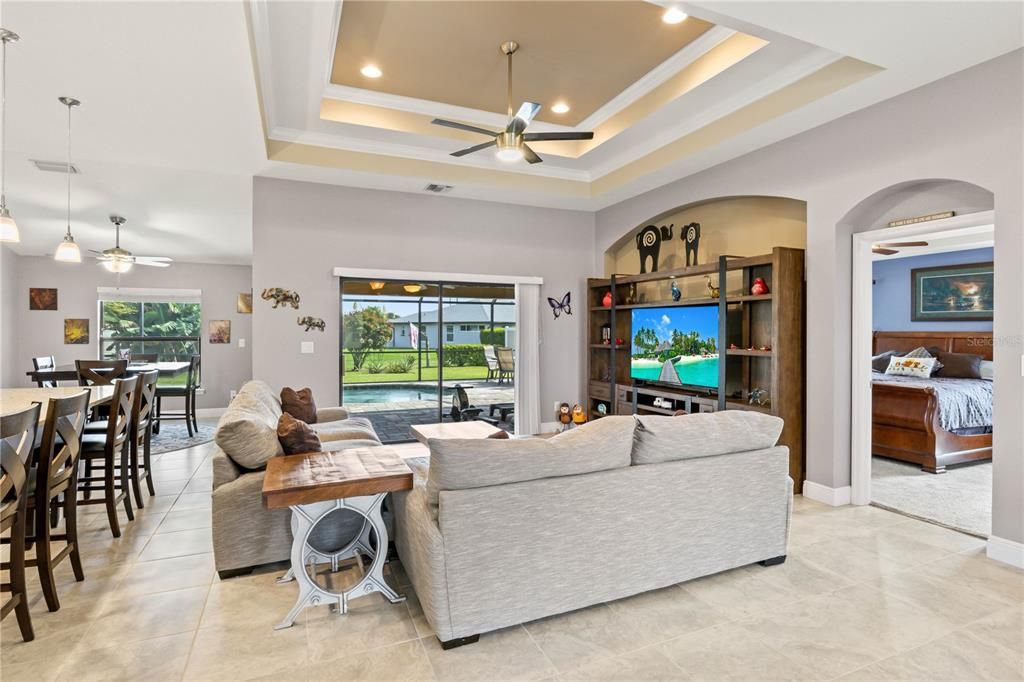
[
  {"x1": 277, "y1": 413, "x2": 322, "y2": 455},
  {"x1": 631, "y1": 412, "x2": 784, "y2": 465},
  {"x1": 426, "y1": 416, "x2": 634, "y2": 506},
  {"x1": 311, "y1": 417, "x2": 380, "y2": 443},
  {"x1": 215, "y1": 392, "x2": 284, "y2": 470},
  {"x1": 281, "y1": 387, "x2": 317, "y2": 424},
  {"x1": 321, "y1": 438, "x2": 382, "y2": 453}
]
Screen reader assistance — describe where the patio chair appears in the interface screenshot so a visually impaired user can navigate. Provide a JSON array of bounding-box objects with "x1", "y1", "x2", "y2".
[
  {"x1": 496, "y1": 347, "x2": 515, "y2": 384},
  {"x1": 449, "y1": 385, "x2": 499, "y2": 425},
  {"x1": 483, "y1": 345, "x2": 500, "y2": 382}
]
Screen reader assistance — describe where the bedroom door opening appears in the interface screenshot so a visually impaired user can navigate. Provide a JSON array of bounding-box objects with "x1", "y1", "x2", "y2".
[{"x1": 851, "y1": 210, "x2": 995, "y2": 537}]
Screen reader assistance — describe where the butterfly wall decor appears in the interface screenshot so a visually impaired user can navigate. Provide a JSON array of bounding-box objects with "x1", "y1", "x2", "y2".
[{"x1": 547, "y1": 292, "x2": 571, "y2": 319}]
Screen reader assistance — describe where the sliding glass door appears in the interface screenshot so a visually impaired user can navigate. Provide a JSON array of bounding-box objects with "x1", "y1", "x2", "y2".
[{"x1": 340, "y1": 278, "x2": 516, "y2": 443}]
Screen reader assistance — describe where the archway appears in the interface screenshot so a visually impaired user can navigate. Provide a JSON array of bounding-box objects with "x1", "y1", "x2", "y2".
[{"x1": 838, "y1": 179, "x2": 995, "y2": 536}]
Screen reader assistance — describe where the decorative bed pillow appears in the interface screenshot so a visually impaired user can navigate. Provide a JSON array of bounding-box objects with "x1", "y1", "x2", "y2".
[
  {"x1": 902, "y1": 347, "x2": 943, "y2": 375},
  {"x1": 935, "y1": 351, "x2": 983, "y2": 379},
  {"x1": 277, "y1": 413, "x2": 322, "y2": 455},
  {"x1": 871, "y1": 351, "x2": 897, "y2": 372},
  {"x1": 884, "y1": 355, "x2": 936, "y2": 378},
  {"x1": 281, "y1": 387, "x2": 317, "y2": 424},
  {"x1": 980, "y1": 360, "x2": 994, "y2": 381}
]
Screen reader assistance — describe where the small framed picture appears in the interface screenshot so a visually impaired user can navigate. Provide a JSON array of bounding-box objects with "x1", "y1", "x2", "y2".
[
  {"x1": 64, "y1": 318, "x2": 89, "y2": 344},
  {"x1": 30, "y1": 287, "x2": 58, "y2": 310},
  {"x1": 237, "y1": 292, "x2": 253, "y2": 314},
  {"x1": 209, "y1": 320, "x2": 231, "y2": 344}
]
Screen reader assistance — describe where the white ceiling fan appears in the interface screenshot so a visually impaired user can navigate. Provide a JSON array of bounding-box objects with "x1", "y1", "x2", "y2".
[
  {"x1": 871, "y1": 240, "x2": 929, "y2": 255},
  {"x1": 431, "y1": 41, "x2": 594, "y2": 164},
  {"x1": 91, "y1": 215, "x2": 172, "y2": 272}
]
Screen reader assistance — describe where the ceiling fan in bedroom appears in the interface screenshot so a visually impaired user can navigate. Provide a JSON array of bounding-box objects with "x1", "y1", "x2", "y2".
[
  {"x1": 871, "y1": 240, "x2": 929, "y2": 256},
  {"x1": 91, "y1": 215, "x2": 173, "y2": 273},
  {"x1": 430, "y1": 41, "x2": 594, "y2": 164}
]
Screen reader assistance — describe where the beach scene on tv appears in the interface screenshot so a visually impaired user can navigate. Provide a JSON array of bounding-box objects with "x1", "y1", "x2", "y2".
[{"x1": 630, "y1": 306, "x2": 719, "y2": 389}]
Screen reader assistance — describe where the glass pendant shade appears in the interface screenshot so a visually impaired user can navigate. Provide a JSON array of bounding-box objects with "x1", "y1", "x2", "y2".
[
  {"x1": 54, "y1": 233, "x2": 81, "y2": 262},
  {"x1": 0, "y1": 207, "x2": 18, "y2": 242},
  {"x1": 102, "y1": 258, "x2": 132, "y2": 273}
]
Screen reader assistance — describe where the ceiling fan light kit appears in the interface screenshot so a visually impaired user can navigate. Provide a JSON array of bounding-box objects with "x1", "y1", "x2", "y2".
[
  {"x1": 92, "y1": 214, "x2": 172, "y2": 270},
  {"x1": 431, "y1": 40, "x2": 594, "y2": 165},
  {"x1": 0, "y1": 28, "x2": 20, "y2": 243},
  {"x1": 53, "y1": 96, "x2": 82, "y2": 263}
]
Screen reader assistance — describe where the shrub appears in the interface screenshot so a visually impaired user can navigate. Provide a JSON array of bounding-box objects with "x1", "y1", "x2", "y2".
[
  {"x1": 384, "y1": 356, "x2": 416, "y2": 373},
  {"x1": 443, "y1": 344, "x2": 486, "y2": 367},
  {"x1": 366, "y1": 360, "x2": 386, "y2": 374},
  {"x1": 480, "y1": 327, "x2": 506, "y2": 346}
]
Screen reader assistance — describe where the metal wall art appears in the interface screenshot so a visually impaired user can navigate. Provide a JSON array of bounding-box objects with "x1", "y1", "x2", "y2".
[
  {"x1": 682, "y1": 222, "x2": 701, "y2": 266},
  {"x1": 547, "y1": 291, "x2": 571, "y2": 319},
  {"x1": 297, "y1": 316, "x2": 326, "y2": 332},
  {"x1": 635, "y1": 223, "x2": 673, "y2": 274},
  {"x1": 261, "y1": 288, "x2": 300, "y2": 309}
]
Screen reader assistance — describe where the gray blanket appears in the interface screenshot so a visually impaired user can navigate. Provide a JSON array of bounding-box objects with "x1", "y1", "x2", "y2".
[{"x1": 873, "y1": 374, "x2": 993, "y2": 432}]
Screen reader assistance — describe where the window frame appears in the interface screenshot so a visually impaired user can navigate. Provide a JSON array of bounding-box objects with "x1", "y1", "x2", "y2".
[{"x1": 98, "y1": 298, "x2": 202, "y2": 362}]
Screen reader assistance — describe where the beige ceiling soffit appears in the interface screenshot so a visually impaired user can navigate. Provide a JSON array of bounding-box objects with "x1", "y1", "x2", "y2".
[
  {"x1": 246, "y1": 0, "x2": 274, "y2": 155},
  {"x1": 318, "y1": 32, "x2": 765, "y2": 161},
  {"x1": 266, "y1": 139, "x2": 592, "y2": 198},
  {"x1": 578, "y1": 32, "x2": 767, "y2": 156},
  {"x1": 591, "y1": 57, "x2": 883, "y2": 196}
]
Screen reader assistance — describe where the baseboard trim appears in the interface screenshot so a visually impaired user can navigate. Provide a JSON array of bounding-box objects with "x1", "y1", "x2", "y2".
[
  {"x1": 195, "y1": 408, "x2": 226, "y2": 419},
  {"x1": 986, "y1": 535, "x2": 1024, "y2": 569},
  {"x1": 801, "y1": 480, "x2": 852, "y2": 507}
]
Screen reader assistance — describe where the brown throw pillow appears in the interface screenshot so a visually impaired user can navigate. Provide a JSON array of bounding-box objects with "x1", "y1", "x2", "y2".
[
  {"x1": 277, "y1": 413, "x2": 322, "y2": 455},
  {"x1": 281, "y1": 387, "x2": 317, "y2": 423},
  {"x1": 487, "y1": 430, "x2": 510, "y2": 439},
  {"x1": 935, "y1": 351, "x2": 983, "y2": 379}
]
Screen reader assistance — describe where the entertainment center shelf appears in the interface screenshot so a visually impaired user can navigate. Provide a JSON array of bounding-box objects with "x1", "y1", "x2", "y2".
[{"x1": 586, "y1": 246, "x2": 805, "y2": 492}]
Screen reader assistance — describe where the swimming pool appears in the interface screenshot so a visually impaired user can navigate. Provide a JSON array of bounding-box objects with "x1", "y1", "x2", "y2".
[{"x1": 342, "y1": 384, "x2": 456, "y2": 404}]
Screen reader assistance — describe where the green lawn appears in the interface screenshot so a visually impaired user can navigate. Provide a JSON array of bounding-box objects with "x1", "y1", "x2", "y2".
[{"x1": 343, "y1": 365, "x2": 488, "y2": 384}]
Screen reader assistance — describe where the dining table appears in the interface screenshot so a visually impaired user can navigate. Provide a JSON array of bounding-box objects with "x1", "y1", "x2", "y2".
[
  {"x1": 25, "y1": 361, "x2": 190, "y2": 385},
  {"x1": 0, "y1": 385, "x2": 115, "y2": 424}
]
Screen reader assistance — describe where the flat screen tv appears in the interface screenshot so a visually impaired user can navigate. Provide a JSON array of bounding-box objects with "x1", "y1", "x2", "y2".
[{"x1": 630, "y1": 305, "x2": 719, "y2": 390}]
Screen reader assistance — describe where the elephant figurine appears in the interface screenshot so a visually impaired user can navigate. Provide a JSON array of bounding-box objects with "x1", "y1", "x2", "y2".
[
  {"x1": 635, "y1": 223, "x2": 673, "y2": 274},
  {"x1": 261, "y1": 288, "x2": 301, "y2": 309},
  {"x1": 297, "y1": 316, "x2": 325, "y2": 332},
  {"x1": 682, "y1": 222, "x2": 701, "y2": 267}
]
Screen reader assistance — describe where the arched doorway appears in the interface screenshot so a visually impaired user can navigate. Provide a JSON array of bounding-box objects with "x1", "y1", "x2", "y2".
[{"x1": 840, "y1": 179, "x2": 995, "y2": 536}]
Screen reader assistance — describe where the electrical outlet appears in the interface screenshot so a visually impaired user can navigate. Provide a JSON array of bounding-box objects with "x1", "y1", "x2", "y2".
[
  {"x1": 238, "y1": 338, "x2": 246, "y2": 348},
  {"x1": 301, "y1": 341, "x2": 315, "y2": 354}
]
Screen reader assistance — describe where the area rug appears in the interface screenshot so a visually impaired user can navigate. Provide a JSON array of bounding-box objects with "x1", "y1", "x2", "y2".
[
  {"x1": 871, "y1": 456, "x2": 991, "y2": 537},
  {"x1": 151, "y1": 423, "x2": 215, "y2": 455}
]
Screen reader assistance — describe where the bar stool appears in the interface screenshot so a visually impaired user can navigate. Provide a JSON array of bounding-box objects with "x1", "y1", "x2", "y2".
[
  {"x1": 156, "y1": 354, "x2": 201, "y2": 437},
  {"x1": 32, "y1": 355, "x2": 59, "y2": 388},
  {"x1": 26, "y1": 391, "x2": 90, "y2": 612},
  {"x1": 78, "y1": 376, "x2": 138, "y2": 537},
  {"x1": 0, "y1": 403, "x2": 41, "y2": 642}
]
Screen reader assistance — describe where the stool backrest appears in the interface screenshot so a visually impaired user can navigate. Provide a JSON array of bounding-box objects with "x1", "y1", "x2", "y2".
[
  {"x1": 36, "y1": 391, "x2": 90, "y2": 502},
  {"x1": 134, "y1": 371, "x2": 159, "y2": 439},
  {"x1": 186, "y1": 354, "x2": 201, "y2": 389},
  {"x1": 32, "y1": 355, "x2": 58, "y2": 388},
  {"x1": 105, "y1": 376, "x2": 140, "y2": 453},
  {"x1": 76, "y1": 359, "x2": 128, "y2": 386},
  {"x1": 0, "y1": 404, "x2": 40, "y2": 529}
]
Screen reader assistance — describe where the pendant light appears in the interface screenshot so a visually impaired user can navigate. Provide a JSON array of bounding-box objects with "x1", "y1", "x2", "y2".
[
  {"x1": 0, "y1": 29, "x2": 19, "y2": 242},
  {"x1": 53, "y1": 96, "x2": 81, "y2": 262}
]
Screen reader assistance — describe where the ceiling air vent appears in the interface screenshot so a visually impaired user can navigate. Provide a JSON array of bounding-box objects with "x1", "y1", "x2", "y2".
[
  {"x1": 31, "y1": 159, "x2": 80, "y2": 174},
  {"x1": 424, "y1": 183, "x2": 453, "y2": 194}
]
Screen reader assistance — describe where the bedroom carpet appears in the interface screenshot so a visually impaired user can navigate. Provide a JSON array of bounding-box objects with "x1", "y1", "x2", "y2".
[{"x1": 871, "y1": 456, "x2": 991, "y2": 537}]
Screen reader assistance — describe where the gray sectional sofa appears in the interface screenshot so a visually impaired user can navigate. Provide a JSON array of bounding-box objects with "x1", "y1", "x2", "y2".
[
  {"x1": 210, "y1": 380, "x2": 383, "y2": 577},
  {"x1": 392, "y1": 411, "x2": 792, "y2": 647}
]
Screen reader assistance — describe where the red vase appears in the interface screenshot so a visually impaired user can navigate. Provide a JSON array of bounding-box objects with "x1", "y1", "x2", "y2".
[
  {"x1": 602, "y1": 291, "x2": 613, "y2": 307},
  {"x1": 751, "y1": 277, "x2": 769, "y2": 296}
]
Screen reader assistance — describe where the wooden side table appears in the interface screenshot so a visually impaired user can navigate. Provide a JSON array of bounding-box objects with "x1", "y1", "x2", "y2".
[{"x1": 262, "y1": 447, "x2": 412, "y2": 630}]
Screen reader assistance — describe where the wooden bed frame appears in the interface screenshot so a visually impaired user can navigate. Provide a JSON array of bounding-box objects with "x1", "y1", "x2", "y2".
[{"x1": 872, "y1": 331, "x2": 993, "y2": 473}]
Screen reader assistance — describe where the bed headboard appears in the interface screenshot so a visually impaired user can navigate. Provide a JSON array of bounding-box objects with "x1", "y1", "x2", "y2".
[{"x1": 873, "y1": 331, "x2": 993, "y2": 361}]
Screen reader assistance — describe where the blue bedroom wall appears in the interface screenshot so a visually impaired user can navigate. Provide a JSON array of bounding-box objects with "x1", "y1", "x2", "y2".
[{"x1": 872, "y1": 247, "x2": 994, "y2": 331}]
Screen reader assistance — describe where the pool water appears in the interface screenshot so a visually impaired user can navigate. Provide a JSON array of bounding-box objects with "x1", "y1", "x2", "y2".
[{"x1": 343, "y1": 384, "x2": 456, "y2": 404}]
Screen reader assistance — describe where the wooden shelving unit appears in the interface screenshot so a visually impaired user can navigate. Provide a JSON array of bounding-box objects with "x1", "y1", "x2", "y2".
[{"x1": 585, "y1": 246, "x2": 805, "y2": 492}]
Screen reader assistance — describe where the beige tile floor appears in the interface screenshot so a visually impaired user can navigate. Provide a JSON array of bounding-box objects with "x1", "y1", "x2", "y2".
[{"x1": 2, "y1": 438, "x2": 1022, "y2": 682}]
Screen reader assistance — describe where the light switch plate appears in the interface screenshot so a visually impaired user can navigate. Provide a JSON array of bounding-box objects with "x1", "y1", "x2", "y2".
[
  {"x1": 301, "y1": 341, "x2": 315, "y2": 354},
  {"x1": 238, "y1": 338, "x2": 246, "y2": 348}
]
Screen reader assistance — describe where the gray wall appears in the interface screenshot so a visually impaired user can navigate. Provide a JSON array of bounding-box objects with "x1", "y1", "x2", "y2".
[
  {"x1": 1, "y1": 245, "x2": 19, "y2": 387},
  {"x1": 251, "y1": 177, "x2": 595, "y2": 417},
  {"x1": 595, "y1": 50, "x2": 1024, "y2": 545},
  {"x1": 11, "y1": 254, "x2": 252, "y2": 409}
]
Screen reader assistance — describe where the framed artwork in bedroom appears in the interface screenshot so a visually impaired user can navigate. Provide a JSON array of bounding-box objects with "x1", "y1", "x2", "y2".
[{"x1": 911, "y1": 261, "x2": 993, "y2": 321}]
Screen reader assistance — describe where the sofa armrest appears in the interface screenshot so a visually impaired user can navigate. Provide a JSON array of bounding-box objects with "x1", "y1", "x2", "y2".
[
  {"x1": 316, "y1": 406, "x2": 350, "y2": 422},
  {"x1": 212, "y1": 447, "x2": 242, "y2": 490}
]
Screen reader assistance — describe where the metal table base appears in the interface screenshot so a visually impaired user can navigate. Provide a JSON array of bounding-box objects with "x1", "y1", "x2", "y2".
[{"x1": 274, "y1": 492, "x2": 404, "y2": 630}]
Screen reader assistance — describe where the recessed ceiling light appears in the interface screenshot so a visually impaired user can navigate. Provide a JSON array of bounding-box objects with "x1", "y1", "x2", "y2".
[
  {"x1": 360, "y1": 64, "x2": 382, "y2": 78},
  {"x1": 551, "y1": 102, "x2": 570, "y2": 114},
  {"x1": 662, "y1": 7, "x2": 688, "y2": 24}
]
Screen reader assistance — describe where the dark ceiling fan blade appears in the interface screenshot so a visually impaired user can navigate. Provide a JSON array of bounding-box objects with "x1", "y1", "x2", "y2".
[
  {"x1": 431, "y1": 118, "x2": 498, "y2": 138},
  {"x1": 507, "y1": 102, "x2": 542, "y2": 134},
  {"x1": 872, "y1": 248, "x2": 899, "y2": 255},
  {"x1": 522, "y1": 131, "x2": 595, "y2": 141},
  {"x1": 522, "y1": 144, "x2": 542, "y2": 165},
  {"x1": 875, "y1": 241, "x2": 929, "y2": 247},
  {"x1": 450, "y1": 139, "x2": 498, "y2": 157}
]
